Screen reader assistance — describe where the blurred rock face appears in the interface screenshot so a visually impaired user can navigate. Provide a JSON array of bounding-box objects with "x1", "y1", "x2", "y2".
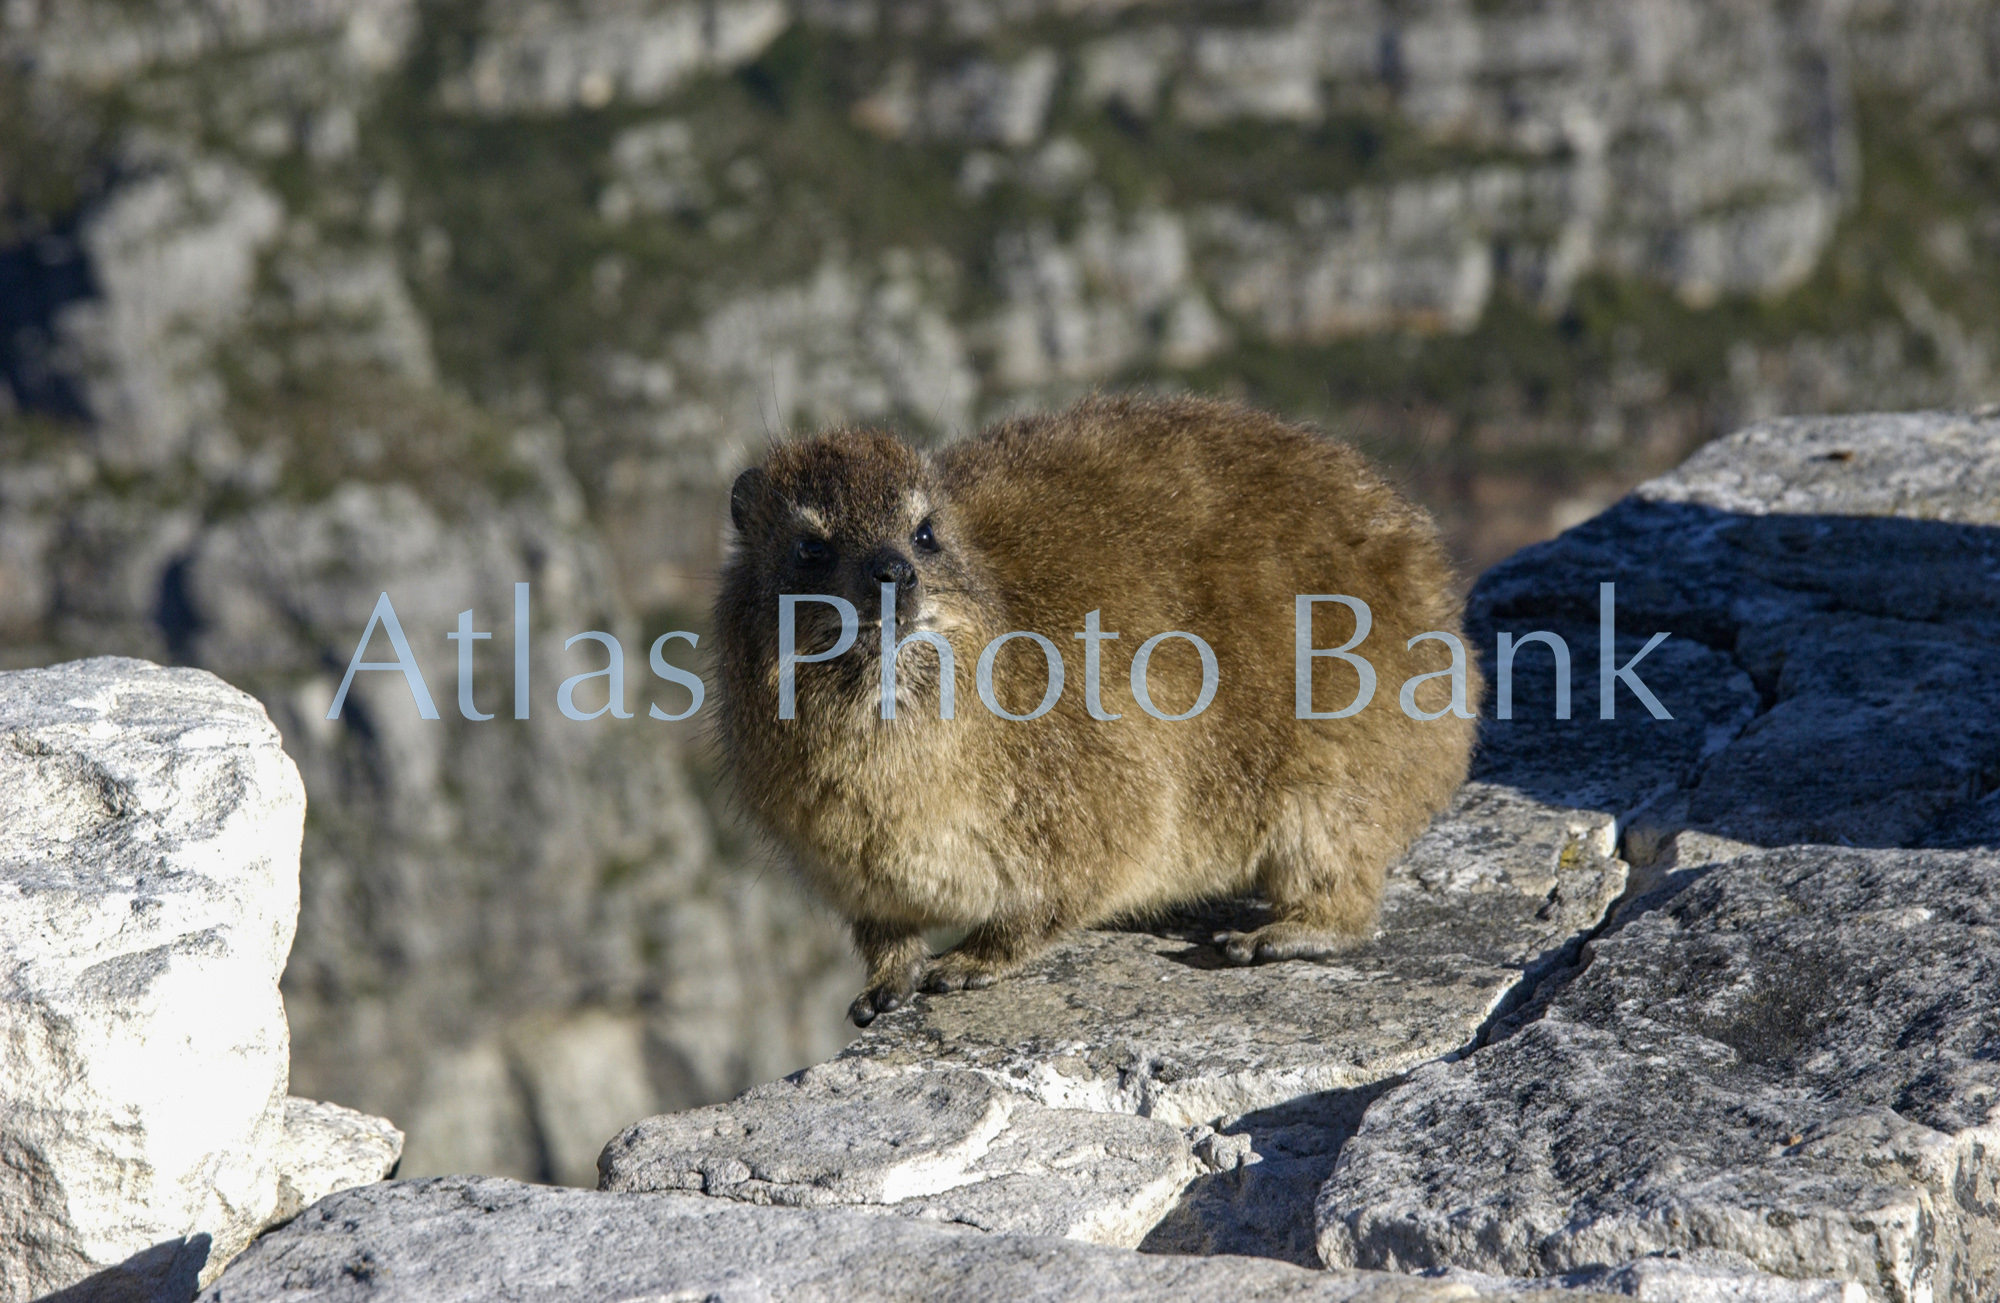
[
  {"x1": 0, "y1": 0, "x2": 1997, "y2": 1179},
  {"x1": 1, "y1": 364, "x2": 861, "y2": 1180},
  {"x1": 0, "y1": 2, "x2": 863, "y2": 1179}
]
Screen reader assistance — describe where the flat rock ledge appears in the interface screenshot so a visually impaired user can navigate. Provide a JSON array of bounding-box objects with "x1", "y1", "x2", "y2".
[
  {"x1": 600, "y1": 1058, "x2": 1200, "y2": 1245},
  {"x1": 0, "y1": 659, "x2": 402, "y2": 1301},
  {"x1": 208, "y1": 412, "x2": 2000, "y2": 1302}
]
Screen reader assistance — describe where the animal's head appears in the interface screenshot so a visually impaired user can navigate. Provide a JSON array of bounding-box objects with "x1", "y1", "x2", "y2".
[{"x1": 720, "y1": 429, "x2": 992, "y2": 699}]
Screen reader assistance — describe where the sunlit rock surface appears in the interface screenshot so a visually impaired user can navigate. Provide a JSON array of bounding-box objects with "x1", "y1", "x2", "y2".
[
  {"x1": 601, "y1": 1058, "x2": 1198, "y2": 1245},
  {"x1": 1318, "y1": 846, "x2": 2000, "y2": 1303},
  {"x1": 0, "y1": 658, "x2": 398, "y2": 1299}
]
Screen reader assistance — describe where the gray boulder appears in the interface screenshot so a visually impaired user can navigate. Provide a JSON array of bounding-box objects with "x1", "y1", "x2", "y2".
[
  {"x1": 1317, "y1": 846, "x2": 2000, "y2": 1303},
  {"x1": 1318, "y1": 411, "x2": 2000, "y2": 1300}
]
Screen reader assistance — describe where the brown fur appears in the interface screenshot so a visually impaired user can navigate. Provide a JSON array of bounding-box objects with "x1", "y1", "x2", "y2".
[{"x1": 715, "y1": 395, "x2": 1479, "y2": 1025}]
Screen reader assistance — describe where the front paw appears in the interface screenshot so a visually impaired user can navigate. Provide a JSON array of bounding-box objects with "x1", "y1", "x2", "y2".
[
  {"x1": 849, "y1": 978, "x2": 915, "y2": 1027},
  {"x1": 920, "y1": 952, "x2": 1004, "y2": 993}
]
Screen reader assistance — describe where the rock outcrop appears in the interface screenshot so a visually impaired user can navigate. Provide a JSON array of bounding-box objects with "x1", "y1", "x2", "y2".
[
  {"x1": 0, "y1": 658, "x2": 400, "y2": 1299},
  {"x1": 1313, "y1": 411, "x2": 2000, "y2": 1303},
  {"x1": 602, "y1": 1059, "x2": 1199, "y2": 1245}
]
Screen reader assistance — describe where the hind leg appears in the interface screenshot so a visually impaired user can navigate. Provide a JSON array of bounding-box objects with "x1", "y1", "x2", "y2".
[{"x1": 1215, "y1": 791, "x2": 1391, "y2": 965}]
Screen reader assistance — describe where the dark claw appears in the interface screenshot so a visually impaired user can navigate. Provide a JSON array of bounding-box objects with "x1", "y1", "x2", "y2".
[{"x1": 849, "y1": 985, "x2": 909, "y2": 1026}]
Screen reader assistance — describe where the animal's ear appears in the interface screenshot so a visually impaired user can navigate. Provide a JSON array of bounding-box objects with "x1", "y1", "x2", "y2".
[{"x1": 730, "y1": 467, "x2": 771, "y2": 533}]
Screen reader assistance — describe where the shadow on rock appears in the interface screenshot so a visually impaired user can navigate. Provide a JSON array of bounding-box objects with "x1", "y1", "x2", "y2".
[
  {"x1": 1110, "y1": 897, "x2": 1275, "y2": 970},
  {"x1": 1470, "y1": 499, "x2": 2000, "y2": 860},
  {"x1": 1138, "y1": 1081, "x2": 1397, "y2": 1267},
  {"x1": 36, "y1": 1234, "x2": 209, "y2": 1303}
]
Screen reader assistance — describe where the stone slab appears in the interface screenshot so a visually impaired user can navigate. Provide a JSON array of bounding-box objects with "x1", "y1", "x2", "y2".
[
  {"x1": 601, "y1": 1059, "x2": 1196, "y2": 1246},
  {"x1": 1471, "y1": 413, "x2": 2000, "y2": 860}
]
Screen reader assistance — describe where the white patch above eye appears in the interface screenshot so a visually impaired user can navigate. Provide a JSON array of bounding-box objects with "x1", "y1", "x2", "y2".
[
  {"x1": 903, "y1": 490, "x2": 933, "y2": 524},
  {"x1": 794, "y1": 505, "x2": 830, "y2": 533}
]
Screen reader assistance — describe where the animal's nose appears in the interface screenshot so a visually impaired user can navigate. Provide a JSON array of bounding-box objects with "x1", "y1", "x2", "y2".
[{"x1": 871, "y1": 551, "x2": 916, "y2": 587}]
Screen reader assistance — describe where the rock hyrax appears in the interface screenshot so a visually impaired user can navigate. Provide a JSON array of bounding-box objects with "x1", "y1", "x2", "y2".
[{"x1": 717, "y1": 395, "x2": 1478, "y2": 1025}]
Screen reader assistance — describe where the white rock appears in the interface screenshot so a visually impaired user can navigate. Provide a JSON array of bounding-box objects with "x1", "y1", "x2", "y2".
[
  {"x1": 273, "y1": 1096, "x2": 404, "y2": 1223},
  {"x1": 0, "y1": 658, "x2": 400, "y2": 1299},
  {"x1": 0, "y1": 658, "x2": 302, "y2": 1296}
]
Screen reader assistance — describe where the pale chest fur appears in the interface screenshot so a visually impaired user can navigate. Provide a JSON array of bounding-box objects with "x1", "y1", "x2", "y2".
[{"x1": 774, "y1": 705, "x2": 1016, "y2": 929}]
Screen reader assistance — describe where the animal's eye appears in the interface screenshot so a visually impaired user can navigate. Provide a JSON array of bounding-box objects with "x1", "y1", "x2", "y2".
[
  {"x1": 795, "y1": 537, "x2": 830, "y2": 564},
  {"x1": 912, "y1": 520, "x2": 939, "y2": 553}
]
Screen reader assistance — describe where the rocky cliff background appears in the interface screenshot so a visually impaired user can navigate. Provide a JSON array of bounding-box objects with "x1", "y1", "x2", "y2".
[{"x1": 1, "y1": 0, "x2": 1997, "y2": 1184}]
